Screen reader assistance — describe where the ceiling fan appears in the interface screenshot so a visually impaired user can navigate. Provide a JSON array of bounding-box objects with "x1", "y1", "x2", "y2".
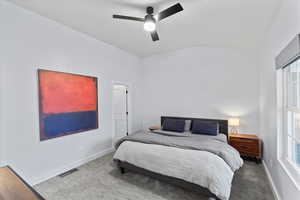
[{"x1": 112, "y1": 3, "x2": 184, "y2": 42}]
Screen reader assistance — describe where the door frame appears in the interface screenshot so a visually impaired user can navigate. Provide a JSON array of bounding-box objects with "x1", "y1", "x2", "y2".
[{"x1": 112, "y1": 81, "x2": 131, "y2": 144}]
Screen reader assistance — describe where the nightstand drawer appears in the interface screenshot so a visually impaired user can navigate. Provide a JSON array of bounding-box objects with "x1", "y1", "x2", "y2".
[
  {"x1": 231, "y1": 143, "x2": 259, "y2": 155},
  {"x1": 230, "y1": 137, "x2": 258, "y2": 144}
]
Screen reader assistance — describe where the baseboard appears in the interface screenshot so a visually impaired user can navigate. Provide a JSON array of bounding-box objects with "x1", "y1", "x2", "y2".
[
  {"x1": 262, "y1": 160, "x2": 281, "y2": 200},
  {"x1": 30, "y1": 147, "x2": 114, "y2": 186},
  {"x1": 0, "y1": 158, "x2": 7, "y2": 167}
]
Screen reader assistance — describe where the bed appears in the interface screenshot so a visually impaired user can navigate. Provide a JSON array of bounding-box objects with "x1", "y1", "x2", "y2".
[{"x1": 113, "y1": 116, "x2": 243, "y2": 200}]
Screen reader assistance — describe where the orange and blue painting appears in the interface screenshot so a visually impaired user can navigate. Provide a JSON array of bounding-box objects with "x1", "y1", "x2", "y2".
[{"x1": 38, "y1": 69, "x2": 98, "y2": 141}]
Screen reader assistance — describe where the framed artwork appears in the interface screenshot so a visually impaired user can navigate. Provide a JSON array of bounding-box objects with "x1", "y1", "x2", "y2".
[{"x1": 38, "y1": 69, "x2": 98, "y2": 141}]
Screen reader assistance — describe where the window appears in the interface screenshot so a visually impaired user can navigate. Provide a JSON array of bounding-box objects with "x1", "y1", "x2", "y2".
[
  {"x1": 281, "y1": 57, "x2": 300, "y2": 181},
  {"x1": 277, "y1": 34, "x2": 300, "y2": 188}
]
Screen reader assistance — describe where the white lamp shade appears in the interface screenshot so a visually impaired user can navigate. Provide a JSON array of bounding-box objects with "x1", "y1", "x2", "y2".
[
  {"x1": 229, "y1": 118, "x2": 240, "y2": 127},
  {"x1": 144, "y1": 21, "x2": 156, "y2": 32}
]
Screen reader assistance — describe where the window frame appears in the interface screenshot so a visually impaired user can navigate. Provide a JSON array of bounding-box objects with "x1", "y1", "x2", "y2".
[{"x1": 278, "y1": 58, "x2": 300, "y2": 189}]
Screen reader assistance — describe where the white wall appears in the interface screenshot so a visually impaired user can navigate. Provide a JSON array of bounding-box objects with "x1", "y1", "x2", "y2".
[
  {"x1": 258, "y1": 0, "x2": 300, "y2": 199},
  {"x1": 0, "y1": 0, "x2": 143, "y2": 185},
  {"x1": 0, "y1": 61, "x2": 5, "y2": 166},
  {"x1": 141, "y1": 47, "x2": 259, "y2": 134}
]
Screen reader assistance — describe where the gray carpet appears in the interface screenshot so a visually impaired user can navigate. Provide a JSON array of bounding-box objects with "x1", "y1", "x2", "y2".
[{"x1": 34, "y1": 153, "x2": 275, "y2": 200}]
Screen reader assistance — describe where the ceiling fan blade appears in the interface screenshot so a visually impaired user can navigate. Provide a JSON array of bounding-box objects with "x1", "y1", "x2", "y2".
[
  {"x1": 113, "y1": 14, "x2": 144, "y2": 22},
  {"x1": 158, "y1": 3, "x2": 183, "y2": 21},
  {"x1": 151, "y1": 31, "x2": 159, "y2": 41}
]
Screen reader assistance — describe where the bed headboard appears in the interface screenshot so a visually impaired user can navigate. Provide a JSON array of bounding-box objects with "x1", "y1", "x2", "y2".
[{"x1": 161, "y1": 116, "x2": 228, "y2": 137}]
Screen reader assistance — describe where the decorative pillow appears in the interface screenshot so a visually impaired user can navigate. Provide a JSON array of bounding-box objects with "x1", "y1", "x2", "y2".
[
  {"x1": 184, "y1": 120, "x2": 192, "y2": 131},
  {"x1": 162, "y1": 119, "x2": 185, "y2": 133},
  {"x1": 191, "y1": 120, "x2": 219, "y2": 136}
]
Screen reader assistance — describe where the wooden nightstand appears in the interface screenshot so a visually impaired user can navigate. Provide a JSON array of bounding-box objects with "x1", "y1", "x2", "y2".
[
  {"x1": 229, "y1": 133, "x2": 262, "y2": 163},
  {"x1": 149, "y1": 126, "x2": 161, "y2": 131}
]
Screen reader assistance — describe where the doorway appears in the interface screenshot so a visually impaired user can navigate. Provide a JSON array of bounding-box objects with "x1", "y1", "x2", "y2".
[{"x1": 112, "y1": 84, "x2": 128, "y2": 142}]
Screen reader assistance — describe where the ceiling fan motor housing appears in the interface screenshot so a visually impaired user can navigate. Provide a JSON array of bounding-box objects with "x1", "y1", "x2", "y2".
[{"x1": 146, "y1": 6, "x2": 154, "y2": 15}]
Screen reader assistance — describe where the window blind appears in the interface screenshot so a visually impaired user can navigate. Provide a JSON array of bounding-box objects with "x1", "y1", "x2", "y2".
[{"x1": 276, "y1": 34, "x2": 300, "y2": 70}]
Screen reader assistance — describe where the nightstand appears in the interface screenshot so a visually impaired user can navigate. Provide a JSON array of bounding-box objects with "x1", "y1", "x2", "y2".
[
  {"x1": 229, "y1": 133, "x2": 262, "y2": 163},
  {"x1": 149, "y1": 126, "x2": 161, "y2": 131}
]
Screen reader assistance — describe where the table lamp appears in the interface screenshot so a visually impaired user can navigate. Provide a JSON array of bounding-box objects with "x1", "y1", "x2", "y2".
[{"x1": 229, "y1": 118, "x2": 240, "y2": 134}]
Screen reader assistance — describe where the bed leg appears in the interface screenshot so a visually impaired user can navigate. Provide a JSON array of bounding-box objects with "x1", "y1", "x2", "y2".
[{"x1": 120, "y1": 167, "x2": 125, "y2": 174}]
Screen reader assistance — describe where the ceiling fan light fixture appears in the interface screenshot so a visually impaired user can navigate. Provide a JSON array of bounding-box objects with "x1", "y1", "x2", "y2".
[
  {"x1": 144, "y1": 21, "x2": 156, "y2": 32},
  {"x1": 144, "y1": 15, "x2": 156, "y2": 32}
]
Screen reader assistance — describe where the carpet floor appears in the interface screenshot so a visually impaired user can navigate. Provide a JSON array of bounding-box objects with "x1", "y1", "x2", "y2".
[{"x1": 34, "y1": 153, "x2": 275, "y2": 200}]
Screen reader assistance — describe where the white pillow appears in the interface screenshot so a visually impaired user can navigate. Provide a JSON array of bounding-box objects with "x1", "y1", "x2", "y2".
[
  {"x1": 152, "y1": 130, "x2": 190, "y2": 137},
  {"x1": 184, "y1": 120, "x2": 192, "y2": 131}
]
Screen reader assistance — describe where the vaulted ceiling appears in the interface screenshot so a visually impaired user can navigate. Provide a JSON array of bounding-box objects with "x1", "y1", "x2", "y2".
[{"x1": 8, "y1": 0, "x2": 281, "y2": 57}]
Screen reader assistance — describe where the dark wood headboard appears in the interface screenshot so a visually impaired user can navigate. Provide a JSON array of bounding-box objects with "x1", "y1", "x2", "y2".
[{"x1": 161, "y1": 116, "x2": 228, "y2": 137}]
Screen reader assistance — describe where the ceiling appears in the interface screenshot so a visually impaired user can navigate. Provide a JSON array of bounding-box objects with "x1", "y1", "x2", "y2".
[{"x1": 8, "y1": 0, "x2": 281, "y2": 57}]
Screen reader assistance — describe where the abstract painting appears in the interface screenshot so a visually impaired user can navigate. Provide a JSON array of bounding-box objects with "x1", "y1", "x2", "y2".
[{"x1": 38, "y1": 69, "x2": 98, "y2": 141}]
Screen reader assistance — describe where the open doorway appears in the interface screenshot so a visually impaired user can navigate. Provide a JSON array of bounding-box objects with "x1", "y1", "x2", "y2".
[{"x1": 112, "y1": 84, "x2": 128, "y2": 142}]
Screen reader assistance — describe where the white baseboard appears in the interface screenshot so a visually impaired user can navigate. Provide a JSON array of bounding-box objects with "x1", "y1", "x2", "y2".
[
  {"x1": 30, "y1": 147, "x2": 114, "y2": 186},
  {"x1": 262, "y1": 160, "x2": 281, "y2": 200}
]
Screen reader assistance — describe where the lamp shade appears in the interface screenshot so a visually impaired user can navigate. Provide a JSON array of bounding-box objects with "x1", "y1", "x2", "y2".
[{"x1": 229, "y1": 118, "x2": 240, "y2": 127}]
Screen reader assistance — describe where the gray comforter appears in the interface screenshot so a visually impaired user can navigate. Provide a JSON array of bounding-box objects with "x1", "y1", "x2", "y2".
[{"x1": 115, "y1": 131, "x2": 242, "y2": 171}]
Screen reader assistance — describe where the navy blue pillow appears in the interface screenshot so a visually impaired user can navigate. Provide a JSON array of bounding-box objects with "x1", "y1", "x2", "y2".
[
  {"x1": 162, "y1": 119, "x2": 185, "y2": 133},
  {"x1": 191, "y1": 120, "x2": 219, "y2": 136}
]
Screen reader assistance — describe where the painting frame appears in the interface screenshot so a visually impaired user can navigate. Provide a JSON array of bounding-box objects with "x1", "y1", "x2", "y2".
[{"x1": 38, "y1": 69, "x2": 99, "y2": 141}]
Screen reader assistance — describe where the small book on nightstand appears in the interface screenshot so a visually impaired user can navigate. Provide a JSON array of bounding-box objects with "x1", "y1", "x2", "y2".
[{"x1": 229, "y1": 133, "x2": 262, "y2": 163}]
